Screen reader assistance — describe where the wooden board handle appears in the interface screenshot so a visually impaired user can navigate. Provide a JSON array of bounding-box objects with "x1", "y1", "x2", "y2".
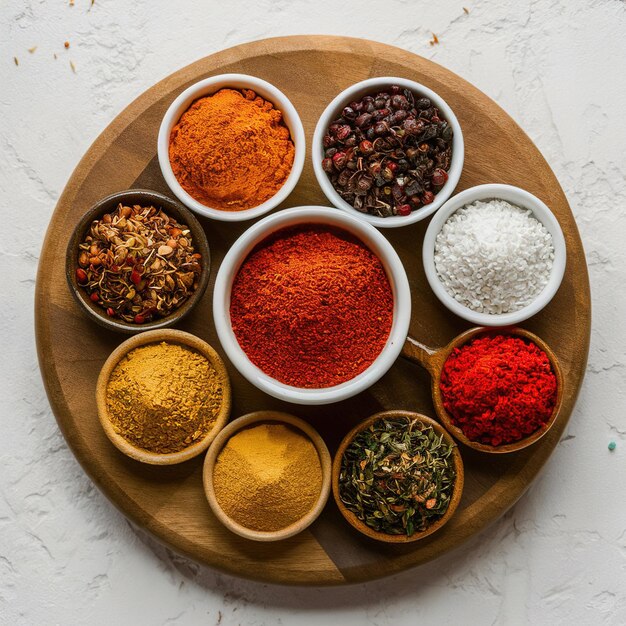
[{"x1": 401, "y1": 335, "x2": 439, "y2": 376}]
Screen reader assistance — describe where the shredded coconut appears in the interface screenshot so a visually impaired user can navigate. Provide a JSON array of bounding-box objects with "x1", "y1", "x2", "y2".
[{"x1": 434, "y1": 199, "x2": 555, "y2": 314}]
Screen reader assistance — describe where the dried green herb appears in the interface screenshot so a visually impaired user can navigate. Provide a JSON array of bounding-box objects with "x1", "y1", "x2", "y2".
[{"x1": 339, "y1": 416, "x2": 456, "y2": 536}]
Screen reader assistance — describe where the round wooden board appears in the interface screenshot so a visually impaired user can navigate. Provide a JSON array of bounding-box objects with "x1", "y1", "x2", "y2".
[{"x1": 35, "y1": 36, "x2": 591, "y2": 586}]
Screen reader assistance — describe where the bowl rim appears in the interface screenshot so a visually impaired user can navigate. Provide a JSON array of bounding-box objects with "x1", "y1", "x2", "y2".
[
  {"x1": 95, "y1": 329, "x2": 232, "y2": 465},
  {"x1": 157, "y1": 73, "x2": 306, "y2": 222},
  {"x1": 212, "y1": 206, "x2": 412, "y2": 405},
  {"x1": 202, "y1": 411, "x2": 332, "y2": 542},
  {"x1": 422, "y1": 183, "x2": 567, "y2": 326},
  {"x1": 331, "y1": 410, "x2": 464, "y2": 543},
  {"x1": 65, "y1": 188, "x2": 211, "y2": 334},
  {"x1": 430, "y1": 326, "x2": 564, "y2": 453},
  {"x1": 312, "y1": 76, "x2": 465, "y2": 229}
]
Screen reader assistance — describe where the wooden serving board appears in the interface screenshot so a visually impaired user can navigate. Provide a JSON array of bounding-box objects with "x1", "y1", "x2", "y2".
[{"x1": 35, "y1": 36, "x2": 591, "y2": 585}]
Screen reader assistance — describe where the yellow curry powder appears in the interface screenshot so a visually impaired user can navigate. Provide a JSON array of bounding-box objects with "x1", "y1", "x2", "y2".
[
  {"x1": 106, "y1": 342, "x2": 224, "y2": 454},
  {"x1": 168, "y1": 88, "x2": 295, "y2": 211},
  {"x1": 213, "y1": 423, "x2": 322, "y2": 532}
]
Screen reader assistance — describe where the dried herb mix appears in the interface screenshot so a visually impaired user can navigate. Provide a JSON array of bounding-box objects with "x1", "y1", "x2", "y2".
[
  {"x1": 76, "y1": 203, "x2": 202, "y2": 323},
  {"x1": 321, "y1": 85, "x2": 453, "y2": 217},
  {"x1": 339, "y1": 417, "x2": 457, "y2": 536},
  {"x1": 106, "y1": 342, "x2": 224, "y2": 454}
]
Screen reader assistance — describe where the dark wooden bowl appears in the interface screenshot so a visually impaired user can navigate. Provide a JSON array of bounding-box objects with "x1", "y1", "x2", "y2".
[
  {"x1": 402, "y1": 327, "x2": 564, "y2": 453},
  {"x1": 65, "y1": 189, "x2": 210, "y2": 334},
  {"x1": 332, "y1": 410, "x2": 464, "y2": 543}
]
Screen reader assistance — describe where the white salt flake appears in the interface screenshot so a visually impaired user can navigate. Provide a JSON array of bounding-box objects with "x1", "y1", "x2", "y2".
[{"x1": 434, "y1": 198, "x2": 555, "y2": 314}]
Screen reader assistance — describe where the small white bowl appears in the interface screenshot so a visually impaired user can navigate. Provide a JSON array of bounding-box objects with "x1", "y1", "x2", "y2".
[
  {"x1": 157, "y1": 74, "x2": 305, "y2": 222},
  {"x1": 423, "y1": 184, "x2": 567, "y2": 326},
  {"x1": 213, "y1": 206, "x2": 411, "y2": 405},
  {"x1": 312, "y1": 77, "x2": 464, "y2": 229}
]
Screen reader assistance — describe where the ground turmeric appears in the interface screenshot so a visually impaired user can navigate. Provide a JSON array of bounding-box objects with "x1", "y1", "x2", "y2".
[
  {"x1": 212, "y1": 422, "x2": 322, "y2": 532},
  {"x1": 169, "y1": 88, "x2": 295, "y2": 211}
]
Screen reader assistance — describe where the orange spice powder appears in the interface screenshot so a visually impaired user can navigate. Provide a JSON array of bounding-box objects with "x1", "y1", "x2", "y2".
[{"x1": 168, "y1": 88, "x2": 295, "y2": 211}]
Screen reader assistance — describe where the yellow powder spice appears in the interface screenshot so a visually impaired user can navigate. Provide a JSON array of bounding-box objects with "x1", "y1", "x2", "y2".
[
  {"x1": 106, "y1": 342, "x2": 224, "y2": 454},
  {"x1": 213, "y1": 423, "x2": 322, "y2": 532}
]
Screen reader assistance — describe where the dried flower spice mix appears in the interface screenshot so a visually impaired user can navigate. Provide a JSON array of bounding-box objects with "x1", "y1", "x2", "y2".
[
  {"x1": 229, "y1": 225, "x2": 394, "y2": 388},
  {"x1": 76, "y1": 203, "x2": 202, "y2": 323},
  {"x1": 212, "y1": 423, "x2": 322, "y2": 532},
  {"x1": 339, "y1": 416, "x2": 457, "y2": 536},
  {"x1": 106, "y1": 342, "x2": 225, "y2": 454},
  {"x1": 321, "y1": 85, "x2": 453, "y2": 217},
  {"x1": 169, "y1": 88, "x2": 294, "y2": 211},
  {"x1": 440, "y1": 334, "x2": 558, "y2": 446}
]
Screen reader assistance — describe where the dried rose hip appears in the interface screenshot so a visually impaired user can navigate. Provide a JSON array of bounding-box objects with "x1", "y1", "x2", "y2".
[{"x1": 321, "y1": 86, "x2": 453, "y2": 217}]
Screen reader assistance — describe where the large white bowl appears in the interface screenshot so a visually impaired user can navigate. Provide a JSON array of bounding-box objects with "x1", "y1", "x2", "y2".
[
  {"x1": 213, "y1": 206, "x2": 412, "y2": 405},
  {"x1": 312, "y1": 77, "x2": 464, "y2": 229},
  {"x1": 157, "y1": 74, "x2": 305, "y2": 222},
  {"x1": 423, "y1": 184, "x2": 567, "y2": 326}
]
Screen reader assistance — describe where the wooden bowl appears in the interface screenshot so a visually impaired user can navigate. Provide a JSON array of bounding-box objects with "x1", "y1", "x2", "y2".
[
  {"x1": 203, "y1": 411, "x2": 332, "y2": 542},
  {"x1": 66, "y1": 189, "x2": 210, "y2": 334},
  {"x1": 96, "y1": 329, "x2": 231, "y2": 464},
  {"x1": 332, "y1": 410, "x2": 464, "y2": 543},
  {"x1": 402, "y1": 327, "x2": 564, "y2": 453}
]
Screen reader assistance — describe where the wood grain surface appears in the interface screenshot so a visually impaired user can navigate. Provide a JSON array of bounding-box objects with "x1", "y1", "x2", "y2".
[{"x1": 35, "y1": 36, "x2": 591, "y2": 585}]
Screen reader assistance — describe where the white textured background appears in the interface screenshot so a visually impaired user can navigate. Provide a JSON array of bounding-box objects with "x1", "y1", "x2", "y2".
[{"x1": 2, "y1": 1, "x2": 625, "y2": 624}]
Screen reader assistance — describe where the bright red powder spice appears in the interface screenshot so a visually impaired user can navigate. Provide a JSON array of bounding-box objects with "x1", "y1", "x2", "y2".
[
  {"x1": 229, "y1": 225, "x2": 394, "y2": 388},
  {"x1": 439, "y1": 334, "x2": 557, "y2": 446}
]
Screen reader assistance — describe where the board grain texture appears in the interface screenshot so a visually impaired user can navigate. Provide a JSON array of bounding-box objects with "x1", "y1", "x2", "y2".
[{"x1": 35, "y1": 36, "x2": 591, "y2": 585}]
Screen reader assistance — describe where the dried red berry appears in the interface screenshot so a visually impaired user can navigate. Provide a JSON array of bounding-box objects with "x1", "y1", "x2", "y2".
[
  {"x1": 397, "y1": 204, "x2": 412, "y2": 216},
  {"x1": 359, "y1": 140, "x2": 374, "y2": 155},
  {"x1": 133, "y1": 314, "x2": 145, "y2": 324},
  {"x1": 106, "y1": 307, "x2": 115, "y2": 317},
  {"x1": 76, "y1": 268, "x2": 88, "y2": 284},
  {"x1": 332, "y1": 151, "x2": 348, "y2": 170},
  {"x1": 130, "y1": 269, "x2": 142, "y2": 285},
  {"x1": 422, "y1": 191, "x2": 435, "y2": 205},
  {"x1": 432, "y1": 168, "x2": 449, "y2": 187},
  {"x1": 89, "y1": 292, "x2": 99, "y2": 303}
]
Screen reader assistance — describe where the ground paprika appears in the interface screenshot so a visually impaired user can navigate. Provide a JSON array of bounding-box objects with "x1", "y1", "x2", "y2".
[
  {"x1": 169, "y1": 88, "x2": 294, "y2": 211},
  {"x1": 229, "y1": 225, "x2": 394, "y2": 388},
  {"x1": 439, "y1": 334, "x2": 557, "y2": 446}
]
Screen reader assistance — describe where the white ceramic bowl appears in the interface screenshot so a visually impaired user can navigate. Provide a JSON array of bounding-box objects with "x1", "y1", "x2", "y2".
[
  {"x1": 423, "y1": 184, "x2": 567, "y2": 326},
  {"x1": 312, "y1": 77, "x2": 464, "y2": 229},
  {"x1": 213, "y1": 206, "x2": 412, "y2": 405},
  {"x1": 157, "y1": 74, "x2": 305, "y2": 222}
]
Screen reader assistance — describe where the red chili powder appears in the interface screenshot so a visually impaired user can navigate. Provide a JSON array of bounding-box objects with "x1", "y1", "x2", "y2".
[
  {"x1": 229, "y1": 225, "x2": 394, "y2": 388},
  {"x1": 439, "y1": 334, "x2": 557, "y2": 446}
]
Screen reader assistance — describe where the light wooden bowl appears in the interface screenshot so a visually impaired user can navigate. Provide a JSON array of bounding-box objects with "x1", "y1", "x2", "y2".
[
  {"x1": 402, "y1": 327, "x2": 564, "y2": 453},
  {"x1": 96, "y1": 329, "x2": 231, "y2": 464},
  {"x1": 332, "y1": 410, "x2": 464, "y2": 543},
  {"x1": 203, "y1": 411, "x2": 332, "y2": 542}
]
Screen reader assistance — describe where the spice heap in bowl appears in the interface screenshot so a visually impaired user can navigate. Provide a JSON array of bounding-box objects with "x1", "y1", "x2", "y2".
[
  {"x1": 158, "y1": 74, "x2": 305, "y2": 222},
  {"x1": 333, "y1": 411, "x2": 463, "y2": 542},
  {"x1": 66, "y1": 189, "x2": 209, "y2": 333},
  {"x1": 213, "y1": 206, "x2": 411, "y2": 405},
  {"x1": 313, "y1": 77, "x2": 464, "y2": 227},
  {"x1": 434, "y1": 328, "x2": 562, "y2": 452},
  {"x1": 96, "y1": 330, "x2": 231, "y2": 464},
  {"x1": 423, "y1": 184, "x2": 567, "y2": 326},
  {"x1": 203, "y1": 412, "x2": 331, "y2": 541}
]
